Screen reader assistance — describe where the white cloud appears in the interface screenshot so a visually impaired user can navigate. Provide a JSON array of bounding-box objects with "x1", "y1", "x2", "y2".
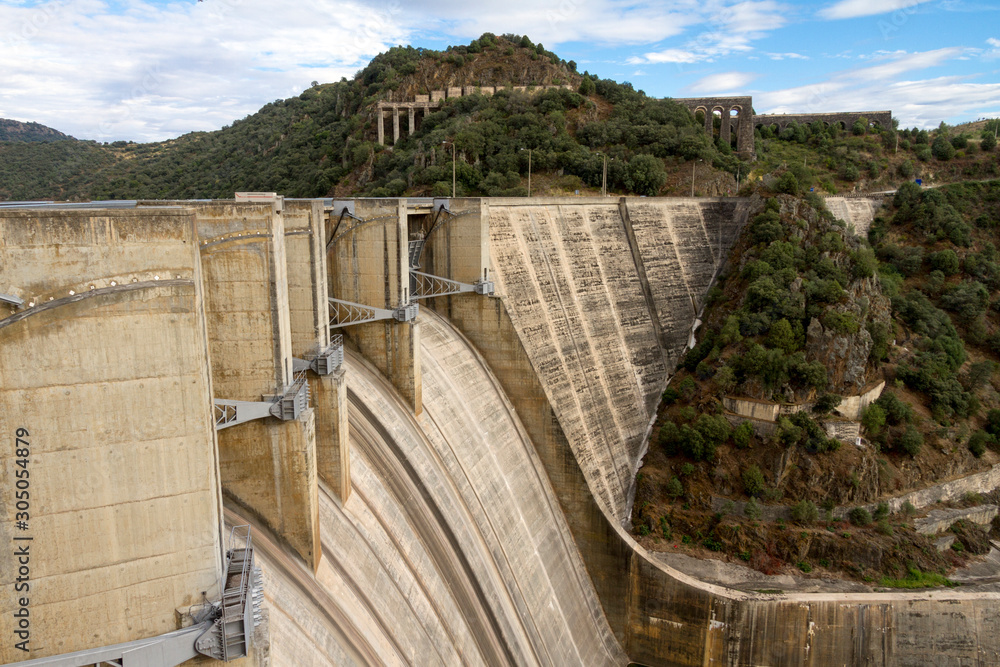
[
  {"x1": 628, "y1": 49, "x2": 700, "y2": 65},
  {"x1": 818, "y1": 0, "x2": 933, "y2": 20},
  {"x1": 766, "y1": 52, "x2": 809, "y2": 60},
  {"x1": 988, "y1": 38, "x2": 1000, "y2": 48},
  {"x1": 688, "y1": 71, "x2": 758, "y2": 94},
  {"x1": 628, "y1": 1, "x2": 790, "y2": 66},
  {"x1": 0, "y1": 0, "x2": 407, "y2": 141}
]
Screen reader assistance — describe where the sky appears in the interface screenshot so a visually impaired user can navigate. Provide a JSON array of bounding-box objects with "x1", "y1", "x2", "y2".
[{"x1": 1, "y1": 0, "x2": 998, "y2": 142}]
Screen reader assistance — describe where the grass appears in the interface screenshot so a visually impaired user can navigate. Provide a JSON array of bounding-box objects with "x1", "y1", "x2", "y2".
[{"x1": 878, "y1": 565, "x2": 957, "y2": 589}]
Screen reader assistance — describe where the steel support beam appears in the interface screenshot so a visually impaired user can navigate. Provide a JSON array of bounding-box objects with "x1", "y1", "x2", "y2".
[
  {"x1": 410, "y1": 270, "x2": 494, "y2": 299},
  {"x1": 328, "y1": 297, "x2": 418, "y2": 328}
]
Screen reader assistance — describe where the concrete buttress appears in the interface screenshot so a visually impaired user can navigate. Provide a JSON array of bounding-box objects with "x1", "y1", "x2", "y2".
[
  {"x1": 328, "y1": 198, "x2": 422, "y2": 415},
  {"x1": 284, "y1": 200, "x2": 350, "y2": 503},
  {"x1": 190, "y1": 200, "x2": 321, "y2": 572}
]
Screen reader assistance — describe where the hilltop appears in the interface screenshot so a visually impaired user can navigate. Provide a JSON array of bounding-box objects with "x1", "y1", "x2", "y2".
[{"x1": 0, "y1": 118, "x2": 72, "y2": 143}]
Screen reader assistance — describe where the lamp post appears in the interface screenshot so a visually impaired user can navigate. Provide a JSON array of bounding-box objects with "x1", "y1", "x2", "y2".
[
  {"x1": 521, "y1": 148, "x2": 532, "y2": 197},
  {"x1": 442, "y1": 141, "x2": 456, "y2": 198},
  {"x1": 596, "y1": 152, "x2": 607, "y2": 197},
  {"x1": 691, "y1": 158, "x2": 702, "y2": 197}
]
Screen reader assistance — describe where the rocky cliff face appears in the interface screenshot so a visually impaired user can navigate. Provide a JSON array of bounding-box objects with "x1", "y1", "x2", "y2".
[{"x1": 805, "y1": 274, "x2": 892, "y2": 392}]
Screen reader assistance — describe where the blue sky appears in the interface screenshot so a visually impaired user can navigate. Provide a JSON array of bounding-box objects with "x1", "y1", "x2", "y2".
[{"x1": 1, "y1": 0, "x2": 998, "y2": 142}]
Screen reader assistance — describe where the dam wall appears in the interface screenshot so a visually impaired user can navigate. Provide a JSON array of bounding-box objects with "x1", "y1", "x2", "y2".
[
  {"x1": 0, "y1": 208, "x2": 225, "y2": 662},
  {"x1": 4, "y1": 196, "x2": 999, "y2": 666},
  {"x1": 227, "y1": 311, "x2": 624, "y2": 665},
  {"x1": 284, "y1": 199, "x2": 350, "y2": 502},
  {"x1": 328, "y1": 198, "x2": 421, "y2": 414}
]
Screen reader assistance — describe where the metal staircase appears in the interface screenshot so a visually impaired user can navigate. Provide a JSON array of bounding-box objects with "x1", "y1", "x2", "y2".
[
  {"x1": 14, "y1": 527, "x2": 263, "y2": 666},
  {"x1": 195, "y1": 526, "x2": 260, "y2": 661}
]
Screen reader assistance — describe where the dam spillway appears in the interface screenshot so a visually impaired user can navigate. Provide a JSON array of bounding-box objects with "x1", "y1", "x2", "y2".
[
  {"x1": 231, "y1": 309, "x2": 623, "y2": 665},
  {"x1": 2, "y1": 195, "x2": 998, "y2": 666}
]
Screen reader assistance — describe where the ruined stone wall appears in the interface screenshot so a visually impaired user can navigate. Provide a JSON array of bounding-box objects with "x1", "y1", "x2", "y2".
[{"x1": 0, "y1": 208, "x2": 225, "y2": 662}]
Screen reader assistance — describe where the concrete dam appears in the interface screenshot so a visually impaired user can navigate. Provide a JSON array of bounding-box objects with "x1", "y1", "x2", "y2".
[{"x1": 1, "y1": 195, "x2": 998, "y2": 666}]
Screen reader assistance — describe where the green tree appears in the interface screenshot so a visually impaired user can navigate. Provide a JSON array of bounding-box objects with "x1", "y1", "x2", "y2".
[
  {"x1": 733, "y1": 421, "x2": 754, "y2": 449},
  {"x1": 625, "y1": 154, "x2": 667, "y2": 196},
  {"x1": 742, "y1": 464, "x2": 765, "y2": 497},
  {"x1": 862, "y1": 404, "x2": 887, "y2": 436},
  {"x1": 932, "y1": 135, "x2": 956, "y2": 160},
  {"x1": 767, "y1": 318, "x2": 798, "y2": 353},
  {"x1": 791, "y1": 500, "x2": 819, "y2": 524}
]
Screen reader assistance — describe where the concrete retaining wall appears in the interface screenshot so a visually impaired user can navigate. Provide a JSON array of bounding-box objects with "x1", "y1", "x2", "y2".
[{"x1": 825, "y1": 196, "x2": 888, "y2": 238}]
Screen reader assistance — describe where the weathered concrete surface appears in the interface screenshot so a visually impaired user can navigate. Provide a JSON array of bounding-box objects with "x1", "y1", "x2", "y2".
[
  {"x1": 284, "y1": 200, "x2": 350, "y2": 502},
  {"x1": 192, "y1": 201, "x2": 320, "y2": 570},
  {"x1": 625, "y1": 198, "x2": 752, "y2": 362},
  {"x1": 486, "y1": 198, "x2": 668, "y2": 526},
  {"x1": 0, "y1": 208, "x2": 224, "y2": 662},
  {"x1": 234, "y1": 312, "x2": 624, "y2": 666},
  {"x1": 825, "y1": 195, "x2": 889, "y2": 237},
  {"x1": 328, "y1": 198, "x2": 421, "y2": 414}
]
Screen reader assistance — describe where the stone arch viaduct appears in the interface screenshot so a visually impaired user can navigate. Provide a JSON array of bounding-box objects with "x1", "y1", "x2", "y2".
[
  {"x1": 1, "y1": 194, "x2": 996, "y2": 666},
  {"x1": 674, "y1": 96, "x2": 892, "y2": 160}
]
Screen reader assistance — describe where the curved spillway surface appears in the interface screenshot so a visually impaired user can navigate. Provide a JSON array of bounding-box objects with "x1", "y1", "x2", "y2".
[{"x1": 236, "y1": 309, "x2": 624, "y2": 665}]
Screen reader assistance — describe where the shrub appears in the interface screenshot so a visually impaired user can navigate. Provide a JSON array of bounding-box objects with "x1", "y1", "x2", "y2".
[
  {"x1": 733, "y1": 421, "x2": 754, "y2": 449},
  {"x1": 791, "y1": 500, "x2": 819, "y2": 524},
  {"x1": 862, "y1": 404, "x2": 887, "y2": 436},
  {"x1": 813, "y1": 393, "x2": 843, "y2": 414},
  {"x1": 932, "y1": 135, "x2": 956, "y2": 160},
  {"x1": 874, "y1": 501, "x2": 890, "y2": 520},
  {"x1": 898, "y1": 424, "x2": 923, "y2": 457},
  {"x1": 695, "y1": 413, "x2": 731, "y2": 448},
  {"x1": 929, "y1": 249, "x2": 960, "y2": 276},
  {"x1": 902, "y1": 500, "x2": 916, "y2": 516},
  {"x1": 659, "y1": 516, "x2": 672, "y2": 540},
  {"x1": 680, "y1": 462, "x2": 696, "y2": 476},
  {"x1": 875, "y1": 392, "x2": 913, "y2": 425},
  {"x1": 678, "y1": 376, "x2": 697, "y2": 401},
  {"x1": 742, "y1": 464, "x2": 766, "y2": 497},
  {"x1": 849, "y1": 507, "x2": 873, "y2": 526},
  {"x1": 744, "y1": 496, "x2": 762, "y2": 520},
  {"x1": 666, "y1": 476, "x2": 684, "y2": 498},
  {"x1": 968, "y1": 430, "x2": 994, "y2": 458},
  {"x1": 876, "y1": 518, "x2": 894, "y2": 535}
]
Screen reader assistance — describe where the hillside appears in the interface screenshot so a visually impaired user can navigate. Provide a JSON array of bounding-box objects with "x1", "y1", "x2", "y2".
[
  {"x1": 0, "y1": 118, "x2": 72, "y2": 142},
  {"x1": 0, "y1": 34, "x2": 742, "y2": 201},
  {"x1": 633, "y1": 180, "x2": 1000, "y2": 587},
  {"x1": 2, "y1": 35, "x2": 998, "y2": 203}
]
